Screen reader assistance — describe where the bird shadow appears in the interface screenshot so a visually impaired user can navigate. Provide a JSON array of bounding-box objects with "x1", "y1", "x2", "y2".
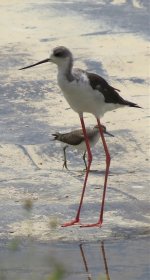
[
  {"x1": 67, "y1": 169, "x2": 114, "y2": 178},
  {"x1": 65, "y1": 169, "x2": 107, "y2": 180}
]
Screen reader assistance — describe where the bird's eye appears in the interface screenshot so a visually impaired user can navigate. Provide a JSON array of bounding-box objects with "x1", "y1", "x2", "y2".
[{"x1": 54, "y1": 51, "x2": 63, "y2": 57}]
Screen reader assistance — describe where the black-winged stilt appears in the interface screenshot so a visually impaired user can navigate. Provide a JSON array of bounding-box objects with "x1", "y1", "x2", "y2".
[
  {"x1": 52, "y1": 125, "x2": 114, "y2": 170},
  {"x1": 20, "y1": 46, "x2": 141, "y2": 227}
]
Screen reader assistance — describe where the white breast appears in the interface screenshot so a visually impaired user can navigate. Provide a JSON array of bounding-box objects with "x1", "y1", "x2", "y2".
[
  {"x1": 74, "y1": 130, "x2": 99, "y2": 152},
  {"x1": 57, "y1": 71, "x2": 106, "y2": 117}
]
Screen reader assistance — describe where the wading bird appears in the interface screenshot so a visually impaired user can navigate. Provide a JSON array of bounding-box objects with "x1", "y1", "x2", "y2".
[
  {"x1": 20, "y1": 46, "x2": 141, "y2": 227},
  {"x1": 52, "y1": 125, "x2": 114, "y2": 170}
]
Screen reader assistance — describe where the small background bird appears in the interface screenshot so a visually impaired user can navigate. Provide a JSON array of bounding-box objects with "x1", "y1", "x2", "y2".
[{"x1": 52, "y1": 125, "x2": 114, "y2": 170}]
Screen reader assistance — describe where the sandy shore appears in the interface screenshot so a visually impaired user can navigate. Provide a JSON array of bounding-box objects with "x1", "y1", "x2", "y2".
[{"x1": 0, "y1": 0, "x2": 149, "y2": 279}]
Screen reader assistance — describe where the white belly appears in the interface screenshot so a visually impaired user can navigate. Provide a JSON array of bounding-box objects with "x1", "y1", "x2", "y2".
[
  {"x1": 58, "y1": 76, "x2": 106, "y2": 117},
  {"x1": 76, "y1": 132, "x2": 99, "y2": 151}
]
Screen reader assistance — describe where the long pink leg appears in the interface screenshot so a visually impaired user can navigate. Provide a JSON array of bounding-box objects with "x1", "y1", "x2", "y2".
[
  {"x1": 80, "y1": 118, "x2": 111, "y2": 227},
  {"x1": 62, "y1": 115, "x2": 92, "y2": 227}
]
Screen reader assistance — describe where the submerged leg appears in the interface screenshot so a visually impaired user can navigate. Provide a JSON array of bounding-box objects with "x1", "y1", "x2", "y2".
[
  {"x1": 79, "y1": 244, "x2": 92, "y2": 280},
  {"x1": 63, "y1": 145, "x2": 68, "y2": 170},
  {"x1": 80, "y1": 118, "x2": 111, "y2": 227},
  {"x1": 62, "y1": 115, "x2": 92, "y2": 227},
  {"x1": 101, "y1": 242, "x2": 110, "y2": 280}
]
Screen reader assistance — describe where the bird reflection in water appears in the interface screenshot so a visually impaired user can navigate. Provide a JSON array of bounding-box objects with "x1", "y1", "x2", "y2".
[{"x1": 79, "y1": 242, "x2": 110, "y2": 280}]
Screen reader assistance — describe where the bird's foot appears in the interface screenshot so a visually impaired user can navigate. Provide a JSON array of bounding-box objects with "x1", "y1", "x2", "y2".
[
  {"x1": 63, "y1": 162, "x2": 69, "y2": 170},
  {"x1": 80, "y1": 221, "x2": 102, "y2": 228},
  {"x1": 61, "y1": 218, "x2": 80, "y2": 227},
  {"x1": 83, "y1": 168, "x2": 87, "y2": 172}
]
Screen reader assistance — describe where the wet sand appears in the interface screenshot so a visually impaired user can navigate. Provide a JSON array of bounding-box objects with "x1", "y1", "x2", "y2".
[{"x1": 0, "y1": 0, "x2": 149, "y2": 279}]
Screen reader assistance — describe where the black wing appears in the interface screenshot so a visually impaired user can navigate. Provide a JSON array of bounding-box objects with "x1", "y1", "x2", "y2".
[{"x1": 87, "y1": 72, "x2": 141, "y2": 108}]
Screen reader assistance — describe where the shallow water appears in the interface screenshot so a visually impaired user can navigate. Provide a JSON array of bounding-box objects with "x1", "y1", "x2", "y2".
[
  {"x1": 0, "y1": 0, "x2": 149, "y2": 279},
  {"x1": 0, "y1": 237, "x2": 149, "y2": 280}
]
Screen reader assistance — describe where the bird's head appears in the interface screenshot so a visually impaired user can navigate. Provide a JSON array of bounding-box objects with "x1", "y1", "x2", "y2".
[
  {"x1": 50, "y1": 46, "x2": 73, "y2": 67},
  {"x1": 94, "y1": 125, "x2": 114, "y2": 137},
  {"x1": 94, "y1": 124, "x2": 107, "y2": 132},
  {"x1": 19, "y1": 46, "x2": 73, "y2": 70}
]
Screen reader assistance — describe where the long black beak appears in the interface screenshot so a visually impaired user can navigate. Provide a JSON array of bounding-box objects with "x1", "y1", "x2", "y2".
[
  {"x1": 105, "y1": 130, "x2": 114, "y2": 137},
  {"x1": 19, "y1": 58, "x2": 50, "y2": 70}
]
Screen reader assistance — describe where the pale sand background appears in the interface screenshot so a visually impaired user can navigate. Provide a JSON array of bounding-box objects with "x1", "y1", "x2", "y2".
[{"x1": 0, "y1": 0, "x2": 149, "y2": 279}]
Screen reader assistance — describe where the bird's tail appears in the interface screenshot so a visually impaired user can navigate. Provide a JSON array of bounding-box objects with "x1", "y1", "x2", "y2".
[
  {"x1": 52, "y1": 133, "x2": 61, "y2": 140},
  {"x1": 124, "y1": 100, "x2": 142, "y2": 108}
]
